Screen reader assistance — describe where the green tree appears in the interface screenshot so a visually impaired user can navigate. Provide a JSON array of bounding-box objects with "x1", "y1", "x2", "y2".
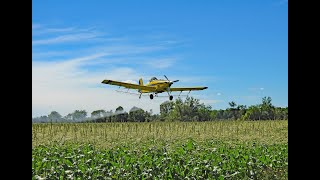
[
  {"x1": 229, "y1": 101, "x2": 236, "y2": 108},
  {"x1": 242, "y1": 105, "x2": 261, "y2": 120},
  {"x1": 116, "y1": 106, "x2": 124, "y2": 112},
  {"x1": 274, "y1": 107, "x2": 288, "y2": 120},
  {"x1": 197, "y1": 104, "x2": 211, "y2": 121},
  {"x1": 210, "y1": 110, "x2": 218, "y2": 120},
  {"x1": 114, "y1": 106, "x2": 127, "y2": 122},
  {"x1": 214, "y1": 110, "x2": 225, "y2": 120},
  {"x1": 64, "y1": 113, "x2": 73, "y2": 122},
  {"x1": 72, "y1": 110, "x2": 87, "y2": 122},
  {"x1": 48, "y1": 111, "x2": 62, "y2": 122},
  {"x1": 32, "y1": 115, "x2": 49, "y2": 123},
  {"x1": 260, "y1": 96, "x2": 275, "y2": 120},
  {"x1": 228, "y1": 101, "x2": 237, "y2": 119},
  {"x1": 160, "y1": 101, "x2": 175, "y2": 120},
  {"x1": 236, "y1": 105, "x2": 247, "y2": 120},
  {"x1": 166, "y1": 97, "x2": 209, "y2": 121},
  {"x1": 91, "y1": 110, "x2": 106, "y2": 119},
  {"x1": 129, "y1": 107, "x2": 146, "y2": 122}
]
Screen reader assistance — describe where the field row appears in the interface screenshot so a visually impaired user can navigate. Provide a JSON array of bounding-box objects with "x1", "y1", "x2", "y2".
[
  {"x1": 33, "y1": 140, "x2": 288, "y2": 179},
  {"x1": 33, "y1": 120, "x2": 288, "y2": 148}
]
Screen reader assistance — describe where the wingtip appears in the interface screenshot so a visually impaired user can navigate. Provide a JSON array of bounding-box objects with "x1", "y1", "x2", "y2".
[
  {"x1": 101, "y1": 80, "x2": 110, "y2": 84},
  {"x1": 204, "y1": 87, "x2": 208, "y2": 89}
]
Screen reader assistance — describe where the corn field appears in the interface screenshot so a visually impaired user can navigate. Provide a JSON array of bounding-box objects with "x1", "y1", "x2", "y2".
[
  {"x1": 32, "y1": 120, "x2": 287, "y2": 148},
  {"x1": 32, "y1": 120, "x2": 288, "y2": 179}
]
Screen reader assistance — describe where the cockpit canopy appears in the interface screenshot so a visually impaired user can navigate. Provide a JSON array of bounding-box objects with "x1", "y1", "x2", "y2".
[{"x1": 150, "y1": 77, "x2": 158, "y2": 82}]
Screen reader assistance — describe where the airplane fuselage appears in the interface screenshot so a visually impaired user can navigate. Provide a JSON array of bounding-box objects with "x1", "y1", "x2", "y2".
[{"x1": 140, "y1": 80, "x2": 170, "y2": 93}]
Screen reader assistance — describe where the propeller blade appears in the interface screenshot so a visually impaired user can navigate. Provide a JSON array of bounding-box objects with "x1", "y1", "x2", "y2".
[
  {"x1": 172, "y1": 80, "x2": 179, "y2": 83},
  {"x1": 164, "y1": 75, "x2": 169, "y2": 81}
]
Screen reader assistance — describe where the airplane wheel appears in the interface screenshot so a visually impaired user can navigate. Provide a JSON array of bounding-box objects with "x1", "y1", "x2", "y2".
[
  {"x1": 150, "y1": 94, "x2": 154, "y2": 99},
  {"x1": 169, "y1": 95, "x2": 173, "y2": 101}
]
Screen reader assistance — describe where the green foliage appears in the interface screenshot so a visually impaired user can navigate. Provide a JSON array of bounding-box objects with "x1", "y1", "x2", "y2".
[
  {"x1": 32, "y1": 96, "x2": 288, "y2": 123},
  {"x1": 260, "y1": 97, "x2": 275, "y2": 120},
  {"x1": 32, "y1": 141, "x2": 288, "y2": 179},
  {"x1": 32, "y1": 120, "x2": 288, "y2": 148},
  {"x1": 115, "y1": 106, "x2": 124, "y2": 112},
  {"x1": 160, "y1": 101, "x2": 174, "y2": 120},
  {"x1": 241, "y1": 96, "x2": 288, "y2": 121},
  {"x1": 113, "y1": 112, "x2": 128, "y2": 123},
  {"x1": 32, "y1": 120, "x2": 288, "y2": 179},
  {"x1": 91, "y1": 110, "x2": 106, "y2": 119},
  {"x1": 164, "y1": 97, "x2": 212, "y2": 121},
  {"x1": 32, "y1": 115, "x2": 49, "y2": 123},
  {"x1": 242, "y1": 105, "x2": 261, "y2": 120},
  {"x1": 229, "y1": 101, "x2": 236, "y2": 108},
  {"x1": 72, "y1": 110, "x2": 87, "y2": 122},
  {"x1": 129, "y1": 107, "x2": 147, "y2": 122},
  {"x1": 48, "y1": 111, "x2": 62, "y2": 122}
]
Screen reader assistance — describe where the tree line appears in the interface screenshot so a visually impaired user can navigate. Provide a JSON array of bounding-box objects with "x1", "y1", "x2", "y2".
[{"x1": 32, "y1": 96, "x2": 288, "y2": 123}]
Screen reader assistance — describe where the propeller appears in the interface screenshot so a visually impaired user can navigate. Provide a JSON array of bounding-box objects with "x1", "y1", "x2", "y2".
[{"x1": 164, "y1": 75, "x2": 179, "y2": 86}]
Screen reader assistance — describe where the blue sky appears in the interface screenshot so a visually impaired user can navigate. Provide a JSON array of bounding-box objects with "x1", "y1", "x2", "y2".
[{"x1": 32, "y1": 0, "x2": 288, "y2": 117}]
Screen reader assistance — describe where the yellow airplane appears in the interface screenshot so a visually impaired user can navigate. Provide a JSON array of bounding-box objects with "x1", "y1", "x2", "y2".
[{"x1": 101, "y1": 75, "x2": 208, "y2": 100}]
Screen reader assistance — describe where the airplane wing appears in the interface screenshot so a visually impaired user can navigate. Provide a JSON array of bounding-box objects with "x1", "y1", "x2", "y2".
[
  {"x1": 101, "y1": 80, "x2": 156, "y2": 91},
  {"x1": 170, "y1": 87, "x2": 208, "y2": 91}
]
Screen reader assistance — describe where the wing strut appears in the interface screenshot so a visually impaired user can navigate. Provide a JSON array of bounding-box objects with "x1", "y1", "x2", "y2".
[
  {"x1": 167, "y1": 87, "x2": 171, "y2": 96},
  {"x1": 187, "y1": 90, "x2": 191, "y2": 97}
]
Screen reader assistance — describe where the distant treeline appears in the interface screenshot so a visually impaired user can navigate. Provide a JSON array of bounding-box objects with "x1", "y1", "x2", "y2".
[{"x1": 32, "y1": 96, "x2": 288, "y2": 123}]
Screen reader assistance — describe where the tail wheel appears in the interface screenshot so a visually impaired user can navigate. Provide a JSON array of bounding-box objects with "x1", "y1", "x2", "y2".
[
  {"x1": 169, "y1": 95, "x2": 173, "y2": 101},
  {"x1": 150, "y1": 94, "x2": 154, "y2": 99}
]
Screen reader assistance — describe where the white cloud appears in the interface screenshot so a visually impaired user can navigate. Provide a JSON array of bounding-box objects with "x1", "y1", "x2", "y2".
[
  {"x1": 32, "y1": 24, "x2": 214, "y2": 117},
  {"x1": 32, "y1": 32, "x2": 101, "y2": 45},
  {"x1": 32, "y1": 54, "x2": 165, "y2": 117},
  {"x1": 44, "y1": 27, "x2": 76, "y2": 33},
  {"x1": 32, "y1": 24, "x2": 99, "y2": 36},
  {"x1": 32, "y1": 51, "x2": 71, "y2": 59},
  {"x1": 217, "y1": 92, "x2": 222, "y2": 96},
  {"x1": 32, "y1": 27, "x2": 76, "y2": 36},
  {"x1": 32, "y1": 24, "x2": 180, "y2": 70},
  {"x1": 32, "y1": 53, "x2": 212, "y2": 117}
]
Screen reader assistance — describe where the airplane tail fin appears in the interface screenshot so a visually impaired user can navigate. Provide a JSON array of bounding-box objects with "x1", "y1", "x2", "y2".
[{"x1": 139, "y1": 78, "x2": 143, "y2": 86}]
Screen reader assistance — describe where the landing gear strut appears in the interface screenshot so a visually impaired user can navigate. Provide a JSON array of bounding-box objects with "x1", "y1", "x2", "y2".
[
  {"x1": 169, "y1": 95, "x2": 173, "y2": 101},
  {"x1": 150, "y1": 94, "x2": 154, "y2": 99}
]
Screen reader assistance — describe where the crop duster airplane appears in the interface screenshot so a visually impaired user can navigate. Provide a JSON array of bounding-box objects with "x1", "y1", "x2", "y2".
[{"x1": 102, "y1": 75, "x2": 208, "y2": 101}]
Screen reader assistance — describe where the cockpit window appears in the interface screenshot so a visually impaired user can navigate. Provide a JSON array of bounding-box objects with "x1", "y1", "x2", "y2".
[{"x1": 150, "y1": 77, "x2": 158, "y2": 82}]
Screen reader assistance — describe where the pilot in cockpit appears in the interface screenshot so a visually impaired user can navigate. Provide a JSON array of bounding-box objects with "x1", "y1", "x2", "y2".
[{"x1": 150, "y1": 77, "x2": 158, "y2": 82}]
